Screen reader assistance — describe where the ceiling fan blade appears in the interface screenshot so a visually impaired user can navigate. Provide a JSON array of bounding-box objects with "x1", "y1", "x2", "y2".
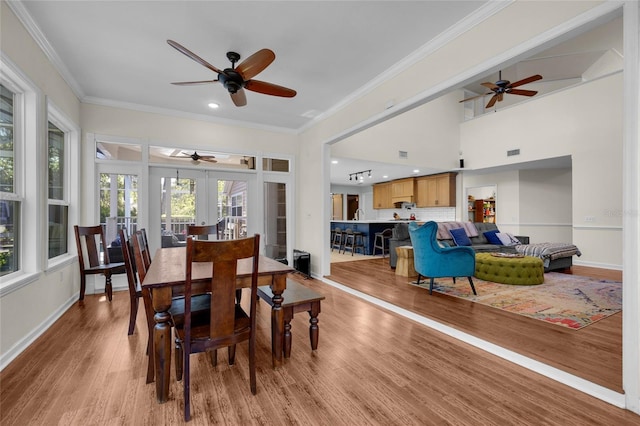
[
  {"x1": 508, "y1": 74, "x2": 542, "y2": 88},
  {"x1": 231, "y1": 89, "x2": 247, "y2": 107},
  {"x1": 236, "y1": 49, "x2": 275, "y2": 80},
  {"x1": 201, "y1": 157, "x2": 217, "y2": 163},
  {"x1": 171, "y1": 79, "x2": 219, "y2": 86},
  {"x1": 497, "y1": 93, "x2": 504, "y2": 102},
  {"x1": 485, "y1": 94, "x2": 499, "y2": 108},
  {"x1": 508, "y1": 89, "x2": 538, "y2": 97},
  {"x1": 245, "y1": 80, "x2": 297, "y2": 97},
  {"x1": 167, "y1": 40, "x2": 225, "y2": 75},
  {"x1": 459, "y1": 92, "x2": 493, "y2": 103},
  {"x1": 480, "y1": 82, "x2": 498, "y2": 91}
]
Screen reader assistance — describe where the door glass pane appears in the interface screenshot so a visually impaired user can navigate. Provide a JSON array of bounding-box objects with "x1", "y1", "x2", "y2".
[
  {"x1": 263, "y1": 182, "x2": 286, "y2": 259},
  {"x1": 217, "y1": 179, "x2": 247, "y2": 240},
  {"x1": 100, "y1": 173, "x2": 139, "y2": 247},
  {"x1": 159, "y1": 176, "x2": 195, "y2": 246}
]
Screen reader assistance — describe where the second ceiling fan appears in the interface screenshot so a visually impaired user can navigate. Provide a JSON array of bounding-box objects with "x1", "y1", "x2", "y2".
[
  {"x1": 167, "y1": 40, "x2": 297, "y2": 107},
  {"x1": 460, "y1": 71, "x2": 543, "y2": 108}
]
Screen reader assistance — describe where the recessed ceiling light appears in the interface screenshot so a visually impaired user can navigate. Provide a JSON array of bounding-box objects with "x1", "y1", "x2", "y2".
[
  {"x1": 383, "y1": 175, "x2": 388, "y2": 178},
  {"x1": 331, "y1": 160, "x2": 338, "y2": 164},
  {"x1": 413, "y1": 169, "x2": 420, "y2": 173},
  {"x1": 208, "y1": 102, "x2": 219, "y2": 109}
]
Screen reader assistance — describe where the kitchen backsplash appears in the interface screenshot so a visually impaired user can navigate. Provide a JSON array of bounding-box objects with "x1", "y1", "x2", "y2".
[{"x1": 374, "y1": 207, "x2": 456, "y2": 222}]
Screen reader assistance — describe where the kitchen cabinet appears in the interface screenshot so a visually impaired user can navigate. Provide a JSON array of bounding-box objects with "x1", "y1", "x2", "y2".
[
  {"x1": 415, "y1": 172, "x2": 456, "y2": 207},
  {"x1": 391, "y1": 178, "x2": 415, "y2": 204},
  {"x1": 372, "y1": 182, "x2": 392, "y2": 209}
]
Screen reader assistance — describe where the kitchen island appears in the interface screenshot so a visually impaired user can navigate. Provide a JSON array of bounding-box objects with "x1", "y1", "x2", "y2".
[{"x1": 330, "y1": 220, "x2": 422, "y2": 255}]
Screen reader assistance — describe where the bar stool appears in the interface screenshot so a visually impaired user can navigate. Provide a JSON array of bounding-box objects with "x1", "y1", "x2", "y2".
[
  {"x1": 342, "y1": 228, "x2": 366, "y2": 256},
  {"x1": 331, "y1": 227, "x2": 344, "y2": 252},
  {"x1": 373, "y1": 228, "x2": 393, "y2": 257}
]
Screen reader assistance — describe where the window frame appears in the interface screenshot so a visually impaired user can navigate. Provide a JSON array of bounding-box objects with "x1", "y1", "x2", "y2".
[
  {"x1": 45, "y1": 100, "x2": 79, "y2": 269},
  {"x1": 0, "y1": 54, "x2": 41, "y2": 295}
]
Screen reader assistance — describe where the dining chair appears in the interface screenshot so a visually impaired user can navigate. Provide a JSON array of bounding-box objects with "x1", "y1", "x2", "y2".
[
  {"x1": 73, "y1": 225, "x2": 125, "y2": 302},
  {"x1": 118, "y1": 228, "x2": 154, "y2": 336},
  {"x1": 174, "y1": 234, "x2": 260, "y2": 421},
  {"x1": 187, "y1": 224, "x2": 217, "y2": 240},
  {"x1": 188, "y1": 223, "x2": 243, "y2": 305}
]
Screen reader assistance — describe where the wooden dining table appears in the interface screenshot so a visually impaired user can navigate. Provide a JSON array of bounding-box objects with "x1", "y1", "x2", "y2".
[{"x1": 142, "y1": 246, "x2": 294, "y2": 403}]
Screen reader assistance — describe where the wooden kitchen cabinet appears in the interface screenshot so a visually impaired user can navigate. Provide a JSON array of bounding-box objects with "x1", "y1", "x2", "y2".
[
  {"x1": 373, "y1": 182, "x2": 392, "y2": 209},
  {"x1": 391, "y1": 178, "x2": 415, "y2": 204},
  {"x1": 415, "y1": 172, "x2": 457, "y2": 207}
]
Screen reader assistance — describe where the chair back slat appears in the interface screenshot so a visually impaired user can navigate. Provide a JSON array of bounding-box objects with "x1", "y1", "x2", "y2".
[
  {"x1": 118, "y1": 228, "x2": 139, "y2": 293},
  {"x1": 132, "y1": 230, "x2": 150, "y2": 283}
]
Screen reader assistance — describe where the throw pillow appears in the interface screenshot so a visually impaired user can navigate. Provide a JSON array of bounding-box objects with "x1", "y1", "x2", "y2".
[
  {"x1": 483, "y1": 229, "x2": 502, "y2": 245},
  {"x1": 449, "y1": 228, "x2": 472, "y2": 246},
  {"x1": 496, "y1": 232, "x2": 521, "y2": 246}
]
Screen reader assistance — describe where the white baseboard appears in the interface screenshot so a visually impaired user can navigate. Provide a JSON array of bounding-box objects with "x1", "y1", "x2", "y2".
[{"x1": 574, "y1": 259, "x2": 623, "y2": 271}]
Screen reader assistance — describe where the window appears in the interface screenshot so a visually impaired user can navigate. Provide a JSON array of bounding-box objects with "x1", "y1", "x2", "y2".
[
  {"x1": 100, "y1": 173, "x2": 139, "y2": 244},
  {"x1": 0, "y1": 84, "x2": 19, "y2": 276},
  {"x1": 48, "y1": 120, "x2": 68, "y2": 259},
  {"x1": 231, "y1": 193, "x2": 243, "y2": 217}
]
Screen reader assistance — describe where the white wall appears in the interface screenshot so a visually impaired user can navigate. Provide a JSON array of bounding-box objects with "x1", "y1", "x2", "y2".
[{"x1": 460, "y1": 73, "x2": 623, "y2": 267}]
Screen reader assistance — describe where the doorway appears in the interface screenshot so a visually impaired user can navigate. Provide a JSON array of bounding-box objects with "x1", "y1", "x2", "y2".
[{"x1": 149, "y1": 167, "x2": 256, "y2": 250}]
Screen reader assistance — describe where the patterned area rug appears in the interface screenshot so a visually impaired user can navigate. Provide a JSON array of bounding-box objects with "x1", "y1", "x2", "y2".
[{"x1": 409, "y1": 272, "x2": 622, "y2": 330}]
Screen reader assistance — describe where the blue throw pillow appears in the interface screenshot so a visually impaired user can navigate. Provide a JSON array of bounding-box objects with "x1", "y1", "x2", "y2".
[
  {"x1": 449, "y1": 228, "x2": 472, "y2": 246},
  {"x1": 483, "y1": 229, "x2": 502, "y2": 245}
]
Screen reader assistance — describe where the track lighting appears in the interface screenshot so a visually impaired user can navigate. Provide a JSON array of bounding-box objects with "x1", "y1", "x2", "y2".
[{"x1": 348, "y1": 170, "x2": 372, "y2": 182}]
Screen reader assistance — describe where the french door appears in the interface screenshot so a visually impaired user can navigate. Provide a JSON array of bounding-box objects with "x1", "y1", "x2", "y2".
[{"x1": 148, "y1": 167, "x2": 257, "y2": 253}]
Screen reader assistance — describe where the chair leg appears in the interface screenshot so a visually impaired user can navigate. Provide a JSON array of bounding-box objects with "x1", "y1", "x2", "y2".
[
  {"x1": 210, "y1": 349, "x2": 218, "y2": 367},
  {"x1": 249, "y1": 334, "x2": 256, "y2": 395},
  {"x1": 468, "y1": 276, "x2": 477, "y2": 295},
  {"x1": 184, "y1": 350, "x2": 190, "y2": 422},
  {"x1": 228, "y1": 345, "x2": 236, "y2": 365},
  {"x1": 235, "y1": 288, "x2": 242, "y2": 305},
  {"x1": 79, "y1": 273, "x2": 86, "y2": 301},
  {"x1": 105, "y1": 273, "x2": 113, "y2": 302},
  {"x1": 429, "y1": 277, "x2": 435, "y2": 295},
  {"x1": 175, "y1": 339, "x2": 183, "y2": 381},
  {"x1": 415, "y1": 274, "x2": 424, "y2": 285},
  {"x1": 127, "y1": 294, "x2": 138, "y2": 335}
]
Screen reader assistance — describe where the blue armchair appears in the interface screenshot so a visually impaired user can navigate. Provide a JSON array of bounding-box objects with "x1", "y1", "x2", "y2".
[{"x1": 408, "y1": 221, "x2": 477, "y2": 295}]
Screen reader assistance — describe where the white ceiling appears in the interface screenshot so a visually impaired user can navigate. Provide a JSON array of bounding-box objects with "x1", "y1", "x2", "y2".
[
  {"x1": 12, "y1": 0, "x2": 489, "y2": 130},
  {"x1": 8, "y1": 1, "x2": 622, "y2": 187}
]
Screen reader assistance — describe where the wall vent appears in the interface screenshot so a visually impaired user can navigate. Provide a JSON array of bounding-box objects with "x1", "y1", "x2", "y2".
[
  {"x1": 507, "y1": 149, "x2": 520, "y2": 157},
  {"x1": 399, "y1": 150, "x2": 408, "y2": 159}
]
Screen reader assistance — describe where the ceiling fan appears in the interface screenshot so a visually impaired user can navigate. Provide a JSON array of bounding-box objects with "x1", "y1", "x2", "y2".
[
  {"x1": 460, "y1": 71, "x2": 542, "y2": 108},
  {"x1": 171, "y1": 151, "x2": 217, "y2": 163},
  {"x1": 167, "y1": 40, "x2": 297, "y2": 107}
]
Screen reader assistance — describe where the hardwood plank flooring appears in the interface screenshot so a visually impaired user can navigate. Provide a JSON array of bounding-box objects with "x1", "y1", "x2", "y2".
[
  {"x1": 1, "y1": 273, "x2": 637, "y2": 425},
  {"x1": 327, "y1": 259, "x2": 623, "y2": 393}
]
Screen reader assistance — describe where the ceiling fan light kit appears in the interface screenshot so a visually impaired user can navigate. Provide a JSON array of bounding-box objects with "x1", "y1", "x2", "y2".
[
  {"x1": 460, "y1": 71, "x2": 542, "y2": 108},
  {"x1": 168, "y1": 40, "x2": 297, "y2": 107}
]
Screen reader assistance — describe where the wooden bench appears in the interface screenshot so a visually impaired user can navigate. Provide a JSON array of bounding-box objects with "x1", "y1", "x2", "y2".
[{"x1": 257, "y1": 279, "x2": 325, "y2": 358}]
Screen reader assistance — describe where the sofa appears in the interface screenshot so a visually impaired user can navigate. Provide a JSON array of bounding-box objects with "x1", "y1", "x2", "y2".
[{"x1": 388, "y1": 221, "x2": 529, "y2": 268}]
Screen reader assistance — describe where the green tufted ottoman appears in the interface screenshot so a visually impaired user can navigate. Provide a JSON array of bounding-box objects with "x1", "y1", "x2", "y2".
[{"x1": 475, "y1": 253, "x2": 544, "y2": 285}]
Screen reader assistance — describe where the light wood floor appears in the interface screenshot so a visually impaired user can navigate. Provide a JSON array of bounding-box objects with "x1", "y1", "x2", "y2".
[
  {"x1": 328, "y1": 258, "x2": 623, "y2": 393},
  {"x1": 2, "y1": 272, "x2": 637, "y2": 425}
]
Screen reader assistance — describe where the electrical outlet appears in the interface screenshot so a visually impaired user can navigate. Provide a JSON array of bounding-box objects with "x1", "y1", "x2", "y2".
[{"x1": 584, "y1": 216, "x2": 596, "y2": 222}]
